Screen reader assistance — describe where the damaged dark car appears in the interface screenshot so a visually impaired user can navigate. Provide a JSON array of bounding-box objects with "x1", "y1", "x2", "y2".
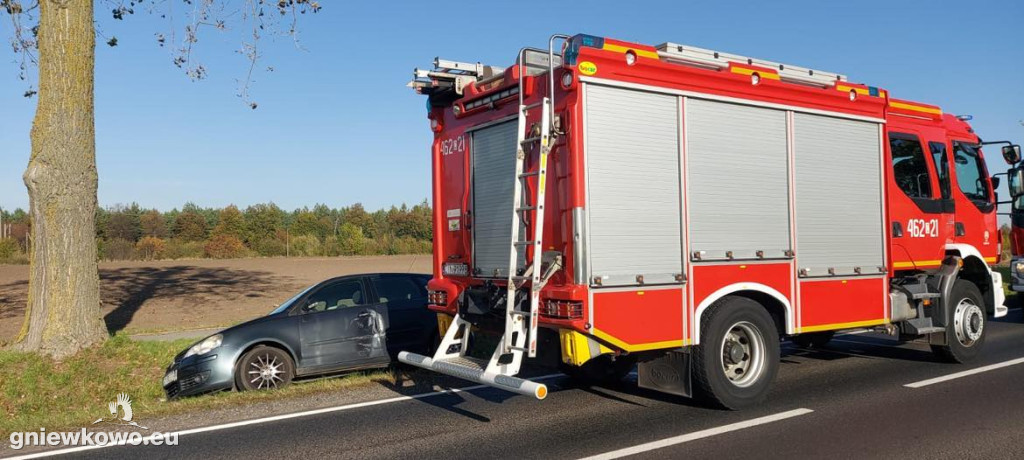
[{"x1": 162, "y1": 273, "x2": 437, "y2": 398}]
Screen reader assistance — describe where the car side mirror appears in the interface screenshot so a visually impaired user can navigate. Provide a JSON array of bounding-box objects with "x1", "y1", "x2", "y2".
[
  {"x1": 1003, "y1": 145, "x2": 1022, "y2": 165},
  {"x1": 1009, "y1": 167, "x2": 1024, "y2": 198}
]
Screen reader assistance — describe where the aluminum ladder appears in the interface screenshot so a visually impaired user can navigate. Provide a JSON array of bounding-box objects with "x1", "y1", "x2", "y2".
[{"x1": 399, "y1": 35, "x2": 569, "y2": 400}]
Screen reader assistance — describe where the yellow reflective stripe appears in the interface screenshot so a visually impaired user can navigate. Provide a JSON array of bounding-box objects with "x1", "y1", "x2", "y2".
[
  {"x1": 539, "y1": 154, "x2": 548, "y2": 191},
  {"x1": 591, "y1": 327, "x2": 689, "y2": 352},
  {"x1": 730, "y1": 66, "x2": 781, "y2": 80},
  {"x1": 601, "y1": 43, "x2": 660, "y2": 59},
  {"x1": 890, "y1": 101, "x2": 942, "y2": 115},
  {"x1": 893, "y1": 260, "x2": 943, "y2": 269},
  {"x1": 799, "y1": 318, "x2": 888, "y2": 333},
  {"x1": 984, "y1": 256, "x2": 997, "y2": 264}
]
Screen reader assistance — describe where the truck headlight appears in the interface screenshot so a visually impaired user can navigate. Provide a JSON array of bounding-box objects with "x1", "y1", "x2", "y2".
[
  {"x1": 1015, "y1": 262, "x2": 1024, "y2": 274},
  {"x1": 183, "y1": 334, "x2": 222, "y2": 359}
]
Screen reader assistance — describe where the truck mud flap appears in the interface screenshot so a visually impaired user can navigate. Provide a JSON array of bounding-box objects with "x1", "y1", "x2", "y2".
[{"x1": 638, "y1": 351, "x2": 691, "y2": 397}]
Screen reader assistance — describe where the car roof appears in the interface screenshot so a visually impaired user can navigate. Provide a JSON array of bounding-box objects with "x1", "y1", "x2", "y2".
[{"x1": 318, "y1": 272, "x2": 429, "y2": 284}]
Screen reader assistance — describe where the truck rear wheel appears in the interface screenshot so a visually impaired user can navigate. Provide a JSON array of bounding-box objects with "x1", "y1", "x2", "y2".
[
  {"x1": 931, "y1": 280, "x2": 986, "y2": 363},
  {"x1": 692, "y1": 296, "x2": 780, "y2": 410}
]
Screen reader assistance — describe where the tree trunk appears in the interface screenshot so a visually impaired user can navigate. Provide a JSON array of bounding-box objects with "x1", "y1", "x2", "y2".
[{"x1": 16, "y1": 0, "x2": 106, "y2": 358}]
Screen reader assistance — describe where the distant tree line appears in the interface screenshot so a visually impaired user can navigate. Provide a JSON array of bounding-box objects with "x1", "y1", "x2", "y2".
[{"x1": 0, "y1": 201, "x2": 432, "y2": 262}]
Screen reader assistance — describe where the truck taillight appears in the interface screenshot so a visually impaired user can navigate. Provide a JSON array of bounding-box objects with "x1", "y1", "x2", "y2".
[
  {"x1": 428, "y1": 290, "x2": 448, "y2": 306},
  {"x1": 542, "y1": 300, "x2": 583, "y2": 320}
]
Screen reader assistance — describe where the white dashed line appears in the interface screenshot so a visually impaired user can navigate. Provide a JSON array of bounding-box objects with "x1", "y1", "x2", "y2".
[
  {"x1": 578, "y1": 408, "x2": 814, "y2": 460},
  {"x1": 904, "y1": 357, "x2": 1024, "y2": 388}
]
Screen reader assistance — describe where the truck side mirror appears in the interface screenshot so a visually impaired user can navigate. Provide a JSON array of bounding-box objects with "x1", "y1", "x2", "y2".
[
  {"x1": 1002, "y1": 145, "x2": 1021, "y2": 165},
  {"x1": 991, "y1": 176, "x2": 1001, "y2": 190},
  {"x1": 1009, "y1": 167, "x2": 1024, "y2": 198}
]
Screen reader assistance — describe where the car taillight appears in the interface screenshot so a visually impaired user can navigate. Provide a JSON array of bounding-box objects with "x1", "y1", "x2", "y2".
[
  {"x1": 428, "y1": 290, "x2": 448, "y2": 306},
  {"x1": 542, "y1": 300, "x2": 583, "y2": 320}
]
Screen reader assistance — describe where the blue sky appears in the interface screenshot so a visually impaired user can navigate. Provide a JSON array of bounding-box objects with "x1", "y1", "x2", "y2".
[{"x1": 1, "y1": 0, "x2": 1022, "y2": 213}]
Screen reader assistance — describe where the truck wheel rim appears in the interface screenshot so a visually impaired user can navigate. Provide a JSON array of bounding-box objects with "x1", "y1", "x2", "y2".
[
  {"x1": 720, "y1": 321, "x2": 766, "y2": 388},
  {"x1": 247, "y1": 353, "x2": 284, "y2": 389},
  {"x1": 953, "y1": 298, "x2": 984, "y2": 347}
]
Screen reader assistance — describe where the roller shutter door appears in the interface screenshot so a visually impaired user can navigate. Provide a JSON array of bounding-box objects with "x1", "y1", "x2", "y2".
[
  {"x1": 472, "y1": 121, "x2": 519, "y2": 278},
  {"x1": 686, "y1": 98, "x2": 791, "y2": 260},
  {"x1": 793, "y1": 113, "x2": 885, "y2": 276},
  {"x1": 585, "y1": 84, "x2": 683, "y2": 286}
]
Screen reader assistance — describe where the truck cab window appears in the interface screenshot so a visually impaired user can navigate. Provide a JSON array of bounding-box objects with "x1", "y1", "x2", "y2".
[
  {"x1": 928, "y1": 141, "x2": 951, "y2": 200},
  {"x1": 952, "y1": 141, "x2": 991, "y2": 205},
  {"x1": 889, "y1": 134, "x2": 933, "y2": 199}
]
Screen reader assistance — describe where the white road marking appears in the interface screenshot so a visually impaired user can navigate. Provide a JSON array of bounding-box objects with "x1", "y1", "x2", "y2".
[
  {"x1": 904, "y1": 357, "x2": 1024, "y2": 389},
  {"x1": 5, "y1": 373, "x2": 564, "y2": 460},
  {"x1": 578, "y1": 408, "x2": 814, "y2": 460}
]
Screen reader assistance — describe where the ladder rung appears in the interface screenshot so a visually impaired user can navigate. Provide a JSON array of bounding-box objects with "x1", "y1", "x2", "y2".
[
  {"x1": 519, "y1": 171, "x2": 539, "y2": 178},
  {"x1": 514, "y1": 241, "x2": 537, "y2": 246},
  {"x1": 509, "y1": 346, "x2": 530, "y2": 352},
  {"x1": 517, "y1": 206, "x2": 537, "y2": 212},
  {"x1": 510, "y1": 309, "x2": 531, "y2": 316},
  {"x1": 522, "y1": 136, "x2": 542, "y2": 144},
  {"x1": 523, "y1": 102, "x2": 543, "y2": 110}
]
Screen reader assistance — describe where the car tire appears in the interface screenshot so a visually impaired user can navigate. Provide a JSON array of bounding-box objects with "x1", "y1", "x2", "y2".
[
  {"x1": 692, "y1": 296, "x2": 780, "y2": 410},
  {"x1": 560, "y1": 354, "x2": 636, "y2": 385},
  {"x1": 235, "y1": 346, "x2": 295, "y2": 391},
  {"x1": 791, "y1": 331, "x2": 834, "y2": 349},
  {"x1": 931, "y1": 280, "x2": 986, "y2": 364}
]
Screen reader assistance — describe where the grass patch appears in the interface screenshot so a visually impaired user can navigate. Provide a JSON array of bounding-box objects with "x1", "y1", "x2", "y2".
[{"x1": 0, "y1": 334, "x2": 397, "y2": 439}]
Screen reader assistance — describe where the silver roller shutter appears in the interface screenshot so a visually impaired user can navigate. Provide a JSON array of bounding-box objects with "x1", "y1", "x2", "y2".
[
  {"x1": 686, "y1": 98, "x2": 791, "y2": 260},
  {"x1": 793, "y1": 113, "x2": 885, "y2": 276},
  {"x1": 471, "y1": 120, "x2": 520, "y2": 278},
  {"x1": 585, "y1": 84, "x2": 683, "y2": 286}
]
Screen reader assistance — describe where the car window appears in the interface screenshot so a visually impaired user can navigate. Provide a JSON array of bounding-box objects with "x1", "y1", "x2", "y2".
[
  {"x1": 302, "y1": 280, "x2": 365, "y2": 313},
  {"x1": 889, "y1": 133, "x2": 933, "y2": 199},
  {"x1": 952, "y1": 141, "x2": 991, "y2": 204},
  {"x1": 372, "y1": 276, "x2": 425, "y2": 306}
]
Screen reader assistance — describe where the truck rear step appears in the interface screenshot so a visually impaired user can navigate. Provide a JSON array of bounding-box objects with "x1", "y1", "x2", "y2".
[{"x1": 398, "y1": 313, "x2": 548, "y2": 399}]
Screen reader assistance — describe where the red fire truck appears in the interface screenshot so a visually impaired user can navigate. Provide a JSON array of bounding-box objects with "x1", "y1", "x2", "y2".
[{"x1": 399, "y1": 34, "x2": 1017, "y2": 409}]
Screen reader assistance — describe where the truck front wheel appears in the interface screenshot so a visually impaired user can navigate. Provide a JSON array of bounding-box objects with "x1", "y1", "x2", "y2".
[
  {"x1": 692, "y1": 296, "x2": 780, "y2": 410},
  {"x1": 931, "y1": 280, "x2": 986, "y2": 363}
]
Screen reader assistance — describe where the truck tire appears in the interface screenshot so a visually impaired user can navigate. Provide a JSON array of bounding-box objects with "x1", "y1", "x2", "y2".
[
  {"x1": 931, "y1": 280, "x2": 986, "y2": 363},
  {"x1": 692, "y1": 296, "x2": 780, "y2": 410},
  {"x1": 560, "y1": 354, "x2": 636, "y2": 385},
  {"x1": 791, "y1": 331, "x2": 834, "y2": 349}
]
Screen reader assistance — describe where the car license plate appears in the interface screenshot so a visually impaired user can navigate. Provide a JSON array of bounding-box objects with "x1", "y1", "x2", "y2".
[{"x1": 163, "y1": 369, "x2": 177, "y2": 386}]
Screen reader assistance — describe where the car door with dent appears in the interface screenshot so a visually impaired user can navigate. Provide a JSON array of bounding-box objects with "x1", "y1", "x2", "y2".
[{"x1": 296, "y1": 277, "x2": 390, "y2": 371}]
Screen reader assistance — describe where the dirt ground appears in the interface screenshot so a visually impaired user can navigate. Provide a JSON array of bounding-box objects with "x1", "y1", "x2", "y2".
[{"x1": 0, "y1": 255, "x2": 432, "y2": 344}]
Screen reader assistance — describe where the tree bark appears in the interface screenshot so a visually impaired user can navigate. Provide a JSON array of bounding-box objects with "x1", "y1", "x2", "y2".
[{"x1": 16, "y1": 0, "x2": 107, "y2": 358}]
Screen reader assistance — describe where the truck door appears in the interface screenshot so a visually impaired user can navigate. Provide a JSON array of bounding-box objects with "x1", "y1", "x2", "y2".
[
  {"x1": 948, "y1": 140, "x2": 998, "y2": 258},
  {"x1": 887, "y1": 131, "x2": 948, "y2": 270}
]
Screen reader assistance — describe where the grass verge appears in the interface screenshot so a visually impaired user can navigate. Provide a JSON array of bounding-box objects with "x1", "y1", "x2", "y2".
[{"x1": 0, "y1": 334, "x2": 396, "y2": 439}]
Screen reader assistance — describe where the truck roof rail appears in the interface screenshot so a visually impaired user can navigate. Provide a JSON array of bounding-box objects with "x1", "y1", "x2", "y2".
[{"x1": 656, "y1": 42, "x2": 847, "y2": 88}]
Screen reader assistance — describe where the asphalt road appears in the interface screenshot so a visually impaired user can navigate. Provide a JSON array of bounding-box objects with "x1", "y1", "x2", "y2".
[{"x1": 32, "y1": 309, "x2": 1024, "y2": 459}]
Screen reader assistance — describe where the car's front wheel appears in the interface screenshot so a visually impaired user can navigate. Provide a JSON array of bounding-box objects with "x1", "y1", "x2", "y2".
[{"x1": 235, "y1": 346, "x2": 295, "y2": 391}]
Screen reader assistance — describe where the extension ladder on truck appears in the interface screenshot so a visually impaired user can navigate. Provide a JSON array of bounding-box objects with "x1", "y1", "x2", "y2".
[{"x1": 399, "y1": 35, "x2": 569, "y2": 400}]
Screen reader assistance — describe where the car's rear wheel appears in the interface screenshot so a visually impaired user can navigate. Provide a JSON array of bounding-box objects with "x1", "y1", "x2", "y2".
[{"x1": 235, "y1": 346, "x2": 295, "y2": 391}]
